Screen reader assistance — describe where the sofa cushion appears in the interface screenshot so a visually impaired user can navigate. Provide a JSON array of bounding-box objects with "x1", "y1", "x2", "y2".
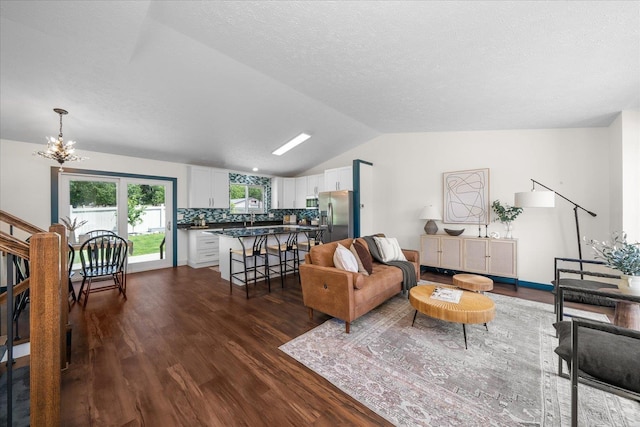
[
  {"x1": 352, "y1": 240, "x2": 374, "y2": 275},
  {"x1": 333, "y1": 243, "x2": 358, "y2": 273},
  {"x1": 349, "y1": 243, "x2": 370, "y2": 276},
  {"x1": 553, "y1": 321, "x2": 640, "y2": 393},
  {"x1": 373, "y1": 236, "x2": 407, "y2": 262},
  {"x1": 354, "y1": 264, "x2": 403, "y2": 305}
]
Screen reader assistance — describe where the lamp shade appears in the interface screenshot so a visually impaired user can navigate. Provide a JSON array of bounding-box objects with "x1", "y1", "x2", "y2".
[
  {"x1": 514, "y1": 190, "x2": 555, "y2": 208},
  {"x1": 419, "y1": 205, "x2": 441, "y2": 220}
]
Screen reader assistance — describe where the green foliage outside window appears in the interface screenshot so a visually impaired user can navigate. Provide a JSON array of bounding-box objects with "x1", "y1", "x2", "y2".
[{"x1": 70, "y1": 181, "x2": 165, "y2": 227}]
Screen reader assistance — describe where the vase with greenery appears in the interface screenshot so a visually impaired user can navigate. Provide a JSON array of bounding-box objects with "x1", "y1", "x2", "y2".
[
  {"x1": 587, "y1": 232, "x2": 640, "y2": 291},
  {"x1": 491, "y1": 200, "x2": 523, "y2": 239}
]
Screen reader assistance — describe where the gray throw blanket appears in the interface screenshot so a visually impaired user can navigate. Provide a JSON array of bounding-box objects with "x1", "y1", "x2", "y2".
[{"x1": 363, "y1": 235, "x2": 417, "y2": 292}]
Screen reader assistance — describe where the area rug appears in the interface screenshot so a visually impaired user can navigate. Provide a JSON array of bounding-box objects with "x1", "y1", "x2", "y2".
[{"x1": 280, "y1": 287, "x2": 640, "y2": 426}]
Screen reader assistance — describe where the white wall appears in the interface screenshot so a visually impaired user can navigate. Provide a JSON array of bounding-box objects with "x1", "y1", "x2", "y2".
[
  {"x1": 0, "y1": 139, "x2": 190, "y2": 266},
  {"x1": 608, "y1": 114, "x2": 624, "y2": 234},
  {"x1": 621, "y1": 110, "x2": 640, "y2": 240},
  {"x1": 304, "y1": 127, "x2": 619, "y2": 285}
]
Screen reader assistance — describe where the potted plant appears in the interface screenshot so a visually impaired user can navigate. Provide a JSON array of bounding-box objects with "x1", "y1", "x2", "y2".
[
  {"x1": 491, "y1": 200, "x2": 523, "y2": 239},
  {"x1": 587, "y1": 232, "x2": 640, "y2": 292}
]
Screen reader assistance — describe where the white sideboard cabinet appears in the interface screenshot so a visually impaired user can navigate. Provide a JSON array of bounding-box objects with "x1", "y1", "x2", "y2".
[
  {"x1": 420, "y1": 234, "x2": 518, "y2": 286},
  {"x1": 420, "y1": 235, "x2": 463, "y2": 270},
  {"x1": 188, "y1": 166, "x2": 230, "y2": 209}
]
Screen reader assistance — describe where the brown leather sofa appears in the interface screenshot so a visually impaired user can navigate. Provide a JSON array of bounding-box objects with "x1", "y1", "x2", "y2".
[{"x1": 299, "y1": 237, "x2": 420, "y2": 333}]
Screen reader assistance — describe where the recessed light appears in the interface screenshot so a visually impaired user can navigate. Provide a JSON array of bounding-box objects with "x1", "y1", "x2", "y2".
[
  {"x1": 252, "y1": 167, "x2": 259, "y2": 172},
  {"x1": 272, "y1": 133, "x2": 311, "y2": 156}
]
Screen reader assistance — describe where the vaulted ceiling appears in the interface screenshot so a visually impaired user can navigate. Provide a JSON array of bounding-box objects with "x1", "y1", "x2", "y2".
[{"x1": 1, "y1": 1, "x2": 638, "y2": 176}]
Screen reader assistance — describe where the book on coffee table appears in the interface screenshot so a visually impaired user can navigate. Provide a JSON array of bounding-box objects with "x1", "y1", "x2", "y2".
[{"x1": 430, "y1": 287, "x2": 463, "y2": 304}]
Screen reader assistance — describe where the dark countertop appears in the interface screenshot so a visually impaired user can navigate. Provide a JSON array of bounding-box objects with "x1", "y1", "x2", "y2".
[{"x1": 210, "y1": 225, "x2": 325, "y2": 238}]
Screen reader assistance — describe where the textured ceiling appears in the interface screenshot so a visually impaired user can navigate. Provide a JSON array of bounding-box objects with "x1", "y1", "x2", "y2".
[{"x1": 1, "y1": 1, "x2": 638, "y2": 176}]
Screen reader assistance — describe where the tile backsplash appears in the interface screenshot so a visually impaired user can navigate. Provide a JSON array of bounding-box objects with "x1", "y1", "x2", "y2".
[{"x1": 177, "y1": 207, "x2": 319, "y2": 225}]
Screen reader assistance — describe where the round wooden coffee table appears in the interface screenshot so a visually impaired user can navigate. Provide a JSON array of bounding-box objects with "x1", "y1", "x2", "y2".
[
  {"x1": 453, "y1": 273, "x2": 493, "y2": 293},
  {"x1": 409, "y1": 284, "x2": 496, "y2": 349}
]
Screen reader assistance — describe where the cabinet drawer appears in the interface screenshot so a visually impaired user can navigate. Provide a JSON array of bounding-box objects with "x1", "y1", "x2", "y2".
[
  {"x1": 197, "y1": 237, "x2": 219, "y2": 250},
  {"x1": 197, "y1": 251, "x2": 219, "y2": 262}
]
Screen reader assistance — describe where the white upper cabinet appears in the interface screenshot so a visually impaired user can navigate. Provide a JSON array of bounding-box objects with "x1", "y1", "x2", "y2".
[
  {"x1": 324, "y1": 166, "x2": 352, "y2": 191},
  {"x1": 282, "y1": 178, "x2": 295, "y2": 208},
  {"x1": 188, "y1": 166, "x2": 229, "y2": 208},
  {"x1": 271, "y1": 177, "x2": 282, "y2": 209},
  {"x1": 295, "y1": 176, "x2": 307, "y2": 208},
  {"x1": 271, "y1": 177, "x2": 296, "y2": 209},
  {"x1": 306, "y1": 174, "x2": 324, "y2": 197}
]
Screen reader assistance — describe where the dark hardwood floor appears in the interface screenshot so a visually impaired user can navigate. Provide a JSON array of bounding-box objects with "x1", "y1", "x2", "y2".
[{"x1": 60, "y1": 266, "x2": 612, "y2": 426}]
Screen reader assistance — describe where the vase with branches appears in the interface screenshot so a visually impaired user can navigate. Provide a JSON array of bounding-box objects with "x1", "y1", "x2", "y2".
[{"x1": 60, "y1": 216, "x2": 88, "y2": 243}]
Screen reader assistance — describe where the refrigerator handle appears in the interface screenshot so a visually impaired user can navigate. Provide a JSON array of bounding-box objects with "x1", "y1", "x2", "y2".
[{"x1": 328, "y1": 202, "x2": 333, "y2": 232}]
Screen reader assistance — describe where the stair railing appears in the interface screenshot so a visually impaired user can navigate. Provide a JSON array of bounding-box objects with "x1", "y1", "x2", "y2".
[{"x1": 1, "y1": 210, "x2": 67, "y2": 426}]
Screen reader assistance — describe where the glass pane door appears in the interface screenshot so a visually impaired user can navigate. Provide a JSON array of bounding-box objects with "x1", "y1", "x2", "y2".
[
  {"x1": 60, "y1": 176, "x2": 119, "y2": 238},
  {"x1": 124, "y1": 179, "x2": 172, "y2": 270},
  {"x1": 59, "y1": 173, "x2": 173, "y2": 273}
]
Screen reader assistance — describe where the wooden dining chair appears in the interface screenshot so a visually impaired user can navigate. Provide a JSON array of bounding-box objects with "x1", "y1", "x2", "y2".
[
  {"x1": 84, "y1": 229, "x2": 118, "y2": 238},
  {"x1": 78, "y1": 234, "x2": 128, "y2": 307},
  {"x1": 67, "y1": 243, "x2": 77, "y2": 303}
]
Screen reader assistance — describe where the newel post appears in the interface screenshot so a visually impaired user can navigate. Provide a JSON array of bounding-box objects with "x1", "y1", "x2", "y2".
[
  {"x1": 50, "y1": 223, "x2": 70, "y2": 369},
  {"x1": 30, "y1": 232, "x2": 62, "y2": 426}
]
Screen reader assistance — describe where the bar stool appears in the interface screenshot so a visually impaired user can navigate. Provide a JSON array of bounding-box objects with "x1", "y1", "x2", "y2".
[
  {"x1": 229, "y1": 234, "x2": 270, "y2": 298},
  {"x1": 297, "y1": 229, "x2": 325, "y2": 254},
  {"x1": 267, "y1": 232, "x2": 300, "y2": 287}
]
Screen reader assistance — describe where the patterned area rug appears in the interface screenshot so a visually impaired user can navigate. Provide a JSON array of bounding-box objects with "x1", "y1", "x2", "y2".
[{"x1": 280, "y1": 288, "x2": 640, "y2": 426}]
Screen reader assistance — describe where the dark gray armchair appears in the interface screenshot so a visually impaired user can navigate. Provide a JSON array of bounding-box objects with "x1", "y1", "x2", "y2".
[
  {"x1": 554, "y1": 318, "x2": 640, "y2": 426},
  {"x1": 554, "y1": 285, "x2": 640, "y2": 426},
  {"x1": 553, "y1": 257, "x2": 620, "y2": 314}
]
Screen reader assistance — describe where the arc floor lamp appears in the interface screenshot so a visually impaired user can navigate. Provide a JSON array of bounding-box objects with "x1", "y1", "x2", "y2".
[{"x1": 514, "y1": 179, "x2": 597, "y2": 262}]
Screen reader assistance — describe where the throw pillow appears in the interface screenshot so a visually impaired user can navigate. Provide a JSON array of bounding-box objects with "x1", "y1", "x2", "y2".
[
  {"x1": 373, "y1": 236, "x2": 407, "y2": 262},
  {"x1": 333, "y1": 243, "x2": 359, "y2": 273},
  {"x1": 353, "y1": 239, "x2": 374, "y2": 275},
  {"x1": 349, "y1": 243, "x2": 369, "y2": 276}
]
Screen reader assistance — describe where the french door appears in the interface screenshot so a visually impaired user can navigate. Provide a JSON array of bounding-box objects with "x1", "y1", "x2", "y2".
[{"x1": 58, "y1": 172, "x2": 174, "y2": 273}]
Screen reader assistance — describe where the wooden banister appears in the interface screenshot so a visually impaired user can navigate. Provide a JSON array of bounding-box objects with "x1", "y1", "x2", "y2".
[
  {"x1": 0, "y1": 230, "x2": 30, "y2": 259},
  {"x1": 0, "y1": 278, "x2": 29, "y2": 305},
  {"x1": 0, "y1": 211, "x2": 67, "y2": 425},
  {"x1": 0, "y1": 210, "x2": 46, "y2": 235}
]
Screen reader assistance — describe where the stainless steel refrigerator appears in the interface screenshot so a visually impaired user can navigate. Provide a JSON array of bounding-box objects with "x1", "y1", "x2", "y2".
[{"x1": 318, "y1": 190, "x2": 354, "y2": 242}]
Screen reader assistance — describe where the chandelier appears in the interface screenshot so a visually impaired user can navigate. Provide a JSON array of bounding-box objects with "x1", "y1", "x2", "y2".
[{"x1": 36, "y1": 108, "x2": 86, "y2": 171}]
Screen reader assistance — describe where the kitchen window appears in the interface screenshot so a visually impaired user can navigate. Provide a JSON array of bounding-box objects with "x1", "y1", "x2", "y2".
[{"x1": 230, "y1": 184, "x2": 265, "y2": 214}]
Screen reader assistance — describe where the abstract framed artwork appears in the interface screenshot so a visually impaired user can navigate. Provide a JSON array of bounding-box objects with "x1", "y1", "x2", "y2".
[{"x1": 443, "y1": 168, "x2": 490, "y2": 224}]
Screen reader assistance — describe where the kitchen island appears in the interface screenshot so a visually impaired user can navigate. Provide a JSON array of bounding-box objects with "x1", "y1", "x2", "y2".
[{"x1": 211, "y1": 225, "x2": 325, "y2": 285}]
